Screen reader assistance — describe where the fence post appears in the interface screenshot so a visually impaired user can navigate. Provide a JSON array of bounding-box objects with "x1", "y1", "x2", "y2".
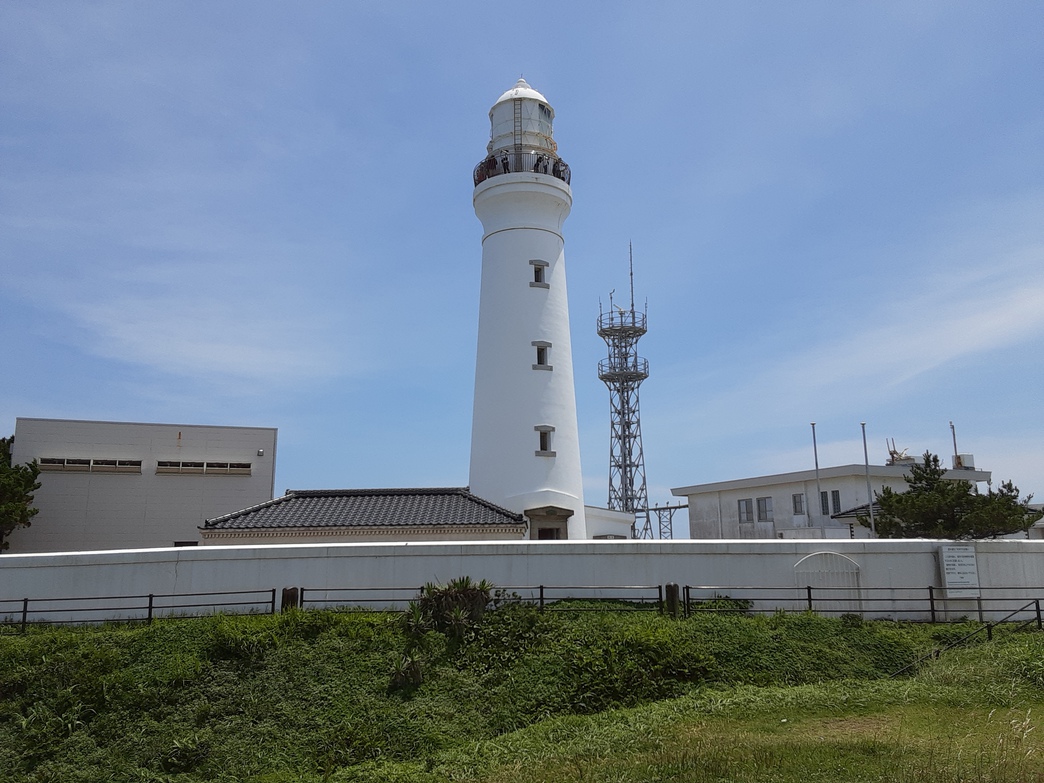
[
  {"x1": 977, "y1": 596, "x2": 984, "y2": 624},
  {"x1": 270, "y1": 588, "x2": 278, "y2": 614},
  {"x1": 987, "y1": 623, "x2": 993, "y2": 642},
  {"x1": 21, "y1": 597, "x2": 28, "y2": 633},
  {"x1": 658, "y1": 584, "x2": 666, "y2": 616},
  {"x1": 539, "y1": 585, "x2": 544, "y2": 613},
  {"x1": 806, "y1": 585, "x2": 814, "y2": 612},
  {"x1": 147, "y1": 594, "x2": 154, "y2": 625},
  {"x1": 280, "y1": 587, "x2": 301, "y2": 613},
  {"x1": 683, "y1": 585, "x2": 690, "y2": 618},
  {"x1": 1037, "y1": 599, "x2": 1042, "y2": 631},
  {"x1": 928, "y1": 586, "x2": 936, "y2": 623},
  {"x1": 664, "y1": 584, "x2": 679, "y2": 619}
]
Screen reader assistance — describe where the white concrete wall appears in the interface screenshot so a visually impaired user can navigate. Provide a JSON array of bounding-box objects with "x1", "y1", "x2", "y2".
[
  {"x1": 584, "y1": 506, "x2": 634, "y2": 538},
  {"x1": 3, "y1": 539, "x2": 1044, "y2": 623},
  {"x1": 11, "y1": 419, "x2": 277, "y2": 552}
]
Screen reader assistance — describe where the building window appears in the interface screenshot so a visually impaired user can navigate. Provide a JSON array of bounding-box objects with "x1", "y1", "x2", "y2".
[
  {"x1": 535, "y1": 425, "x2": 555, "y2": 456},
  {"x1": 738, "y1": 498, "x2": 754, "y2": 523},
  {"x1": 530, "y1": 260, "x2": 549, "y2": 288},
  {"x1": 792, "y1": 493, "x2": 805, "y2": 515},
  {"x1": 820, "y1": 491, "x2": 830, "y2": 516},
  {"x1": 38, "y1": 457, "x2": 142, "y2": 474},
  {"x1": 757, "y1": 496, "x2": 774, "y2": 523},
  {"x1": 831, "y1": 490, "x2": 842, "y2": 515},
  {"x1": 157, "y1": 461, "x2": 251, "y2": 475},
  {"x1": 532, "y1": 341, "x2": 552, "y2": 370},
  {"x1": 536, "y1": 527, "x2": 561, "y2": 540},
  {"x1": 158, "y1": 461, "x2": 201, "y2": 474}
]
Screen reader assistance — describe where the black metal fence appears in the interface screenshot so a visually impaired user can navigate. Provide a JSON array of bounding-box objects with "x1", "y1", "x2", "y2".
[
  {"x1": 298, "y1": 586, "x2": 421, "y2": 612},
  {"x1": 0, "y1": 589, "x2": 277, "y2": 631},
  {"x1": 5, "y1": 583, "x2": 1044, "y2": 631},
  {"x1": 298, "y1": 584, "x2": 663, "y2": 614},
  {"x1": 683, "y1": 584, "x2": 1044, "y2": 624}
]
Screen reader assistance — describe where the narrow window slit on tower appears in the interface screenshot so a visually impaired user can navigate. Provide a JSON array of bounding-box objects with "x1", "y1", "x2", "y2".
[
  {"x1": 532, "y1": 341, "x2": 552, "y2": 370},
  {"x1": 530, "y1": 260, "x2": 549, "y2": 288},
  {"x1": 535, "y1": 426, "x2": 556, "y2": 457}
]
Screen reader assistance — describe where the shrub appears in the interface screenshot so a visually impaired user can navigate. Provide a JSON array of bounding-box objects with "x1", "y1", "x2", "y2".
[{"x1": 418, "y1": 577, "x2": 493, "y2": 639}]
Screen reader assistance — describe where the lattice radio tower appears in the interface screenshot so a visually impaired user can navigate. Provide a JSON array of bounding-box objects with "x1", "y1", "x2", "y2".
[{"x1": 598, "y1": 245, "x2": 653, "y2": 538}]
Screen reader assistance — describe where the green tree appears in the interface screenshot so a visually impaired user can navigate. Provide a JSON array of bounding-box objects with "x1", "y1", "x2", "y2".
[
  {"x1": 866, "y1": 452, "x2": 1042, "y2": 539},
  {"x1": 0, "y1": 435, "x2": 41, "y2": 551}
]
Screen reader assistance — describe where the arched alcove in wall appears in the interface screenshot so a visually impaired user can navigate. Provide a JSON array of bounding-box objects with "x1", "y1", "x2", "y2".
[{"x1": 794, "y1": 551, "x2": 862, "y2": 614}]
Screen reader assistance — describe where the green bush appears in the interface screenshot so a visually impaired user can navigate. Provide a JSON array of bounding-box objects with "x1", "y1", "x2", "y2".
[{"x1": 0, "y1": 603, "x2": 998, "y2": 781}]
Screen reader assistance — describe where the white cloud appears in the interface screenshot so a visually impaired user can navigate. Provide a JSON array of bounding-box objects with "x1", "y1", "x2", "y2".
[
  {"x1": 963, "y1": 437, "x2": 1044, "y2": 500},
  {"x1": 668, "y1": 193, "x2": 1044, "y2": 436}
]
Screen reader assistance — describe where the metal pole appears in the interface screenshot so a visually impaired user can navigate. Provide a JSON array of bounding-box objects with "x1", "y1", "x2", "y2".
[
  {"x1": 950, "y1": 421, "x2": 959, "y2": 467},
  {"x1": 928, "y1": 586, "x2": 936, "y2": 623},
  {"x1": 629, "y1": 241, "x2": 635, "y2": 313},
  {"x1": 861, "y1": 422, "x2": 876, "y2": 536},
  {"x1": 806, "y1": 585, "x2": 814, "y2": 612},
  {"x1": 811, "y1": 422, "x2": 822, "y2": 525}
]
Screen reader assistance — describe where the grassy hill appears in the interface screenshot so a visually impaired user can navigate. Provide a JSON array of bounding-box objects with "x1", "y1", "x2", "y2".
[{"x1": 2, "y1": 600, "x2": 1043, "y2": 782}]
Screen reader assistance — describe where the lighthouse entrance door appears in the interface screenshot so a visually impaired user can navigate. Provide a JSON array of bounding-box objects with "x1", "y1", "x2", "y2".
[{"x1": 526, "y1": 505, "x2": 573, "y2": 540}]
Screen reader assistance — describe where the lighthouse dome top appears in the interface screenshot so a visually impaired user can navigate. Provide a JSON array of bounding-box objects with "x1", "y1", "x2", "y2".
[
  {"x1": 476, "y1": 77, "x2": 569, "y2": 186},
  {"x1": 492, "y1": 78, "x2": 550, "y2": 110}
]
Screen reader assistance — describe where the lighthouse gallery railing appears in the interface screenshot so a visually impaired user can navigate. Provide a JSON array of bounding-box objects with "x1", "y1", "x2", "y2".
[{"x1": 474, "y1": 152, "x2": 571, "y2": 186}]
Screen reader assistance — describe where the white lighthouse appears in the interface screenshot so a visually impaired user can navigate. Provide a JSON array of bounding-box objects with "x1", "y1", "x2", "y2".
[{"x1": 469, "y1": 78, "x2": 587, "y2": 540}]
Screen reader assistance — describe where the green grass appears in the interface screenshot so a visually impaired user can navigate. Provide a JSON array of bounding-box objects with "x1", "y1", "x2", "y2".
[{"x1": 1, "y1": 605, "x2": 1042, "y2": 782}]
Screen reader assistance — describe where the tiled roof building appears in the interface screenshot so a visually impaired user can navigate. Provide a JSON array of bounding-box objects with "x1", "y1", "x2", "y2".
[{"x1": 200, "y1": 487, "x2": 527, "y2": 544}]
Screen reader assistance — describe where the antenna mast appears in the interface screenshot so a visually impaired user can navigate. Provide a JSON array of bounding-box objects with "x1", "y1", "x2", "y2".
[
  {"x1": 598, "y1": 245, "x2": 653, "y2": 538},
  {"x1": 629, "y1": 241, "x2": 635, "y2": 312}
]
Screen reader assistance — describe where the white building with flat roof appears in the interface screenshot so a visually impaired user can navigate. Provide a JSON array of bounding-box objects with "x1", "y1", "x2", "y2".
[
  {"x1": 672, "y1": 462, "x2": 992, "y2": 539},
  {"x1": 10, "y1": 418, "x2": 277, "y2": 552}
]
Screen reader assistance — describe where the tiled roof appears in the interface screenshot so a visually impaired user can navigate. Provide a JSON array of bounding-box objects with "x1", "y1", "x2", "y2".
[{"x1": 202, "y1": 487, "x2": 524, "y2": 531}]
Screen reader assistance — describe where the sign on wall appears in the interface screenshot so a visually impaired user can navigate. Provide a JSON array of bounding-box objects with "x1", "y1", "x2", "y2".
[{"x1": 940, "y1": 544, "x2": 980, "y2": 598}]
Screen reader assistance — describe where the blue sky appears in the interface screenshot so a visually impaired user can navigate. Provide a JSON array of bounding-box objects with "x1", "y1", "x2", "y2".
[{"x1": 2, "y1": 2, "x2": 1042, "y2": 529}]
